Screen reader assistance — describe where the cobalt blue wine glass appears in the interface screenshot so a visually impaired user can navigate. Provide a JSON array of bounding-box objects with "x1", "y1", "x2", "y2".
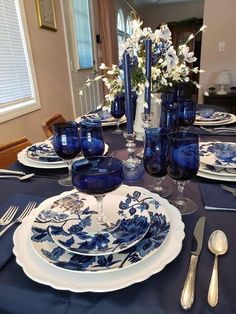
[
  {"x1": 110, "y1": 93, "x2": 125, "y2": 134},
  {"x1": 80, "y1": 118, "x2": 105, "y2": 157},
  {"x1": 160, "y1": 103, "x2": 179, "y2": 131},
  {"x1": 167, "y1": 131, "x2": 199, "y2": 215},
  {"x1": 72, "y1": 156, "x2": 124, "y2": 232},
  {"x1": 178, "y1": 99, "x2": 196, "y2": 130},
  {"x1": 52, "y1": 121, "x2": 81, "y2": 187},
  {"x1": 143, "y1": 128, "x2": 171, "y2": 197}
]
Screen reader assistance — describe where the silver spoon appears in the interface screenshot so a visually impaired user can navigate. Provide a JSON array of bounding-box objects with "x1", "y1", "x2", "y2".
[
  {"x1": 207, "y1": 230, "x2": 228, "y2": 307},
  {"x1": 0, "y1": 173, "x2": 35, "y2": 181}
]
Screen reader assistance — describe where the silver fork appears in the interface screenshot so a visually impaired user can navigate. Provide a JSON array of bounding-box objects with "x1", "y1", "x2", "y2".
[
  {"x1": 0, "y1": 206, "x2": 18, "y2": 226},
  {"x1": 0, "y1": 202, "x2": 37, "y2": 237}
]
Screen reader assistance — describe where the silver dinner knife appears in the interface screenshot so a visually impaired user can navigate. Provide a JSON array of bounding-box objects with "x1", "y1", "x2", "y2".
[
  {"x1": 180, "y1": 216, "x2": 206, "y2": 310},
  {"x1": 0, "y1": 169, "x2": 26, "y2": 176}
]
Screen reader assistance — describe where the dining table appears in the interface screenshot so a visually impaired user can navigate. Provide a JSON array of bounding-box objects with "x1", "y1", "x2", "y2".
[{"x1": 0, "y1": 113, "x2": 236, "y2": 314}]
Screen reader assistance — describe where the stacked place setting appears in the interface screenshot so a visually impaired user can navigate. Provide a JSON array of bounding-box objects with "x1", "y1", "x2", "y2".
[
  {"x1": 198, "y1": 141, "x2": 236, "y2": 181},
  {"x1": 194, "y1": 107, "x2": 236, "y2": 127}
]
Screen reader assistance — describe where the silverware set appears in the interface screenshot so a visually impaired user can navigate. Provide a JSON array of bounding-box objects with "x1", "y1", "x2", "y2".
[
  {"x1": 180, "y1": 217, "x2": 228, "y2": 309},
  {"x1": 0, "y1": 202, "x2": 37, "y2": 237}
]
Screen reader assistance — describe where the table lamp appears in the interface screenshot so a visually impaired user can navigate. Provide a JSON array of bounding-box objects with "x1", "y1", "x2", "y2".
[{"x1": 215, "y1": 70, "x2": 231, "y2": 95}]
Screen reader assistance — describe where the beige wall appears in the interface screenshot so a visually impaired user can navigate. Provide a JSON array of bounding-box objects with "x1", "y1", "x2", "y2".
[
  {"x1": 140, "y1": 1, "x2": 204, "y2": 30},
  {"x1": 199, "y1": 0, "x2": 236, "y2": 102},
  {"x1": 0, "y1": 0, "x2": 73, "y2": 144}
]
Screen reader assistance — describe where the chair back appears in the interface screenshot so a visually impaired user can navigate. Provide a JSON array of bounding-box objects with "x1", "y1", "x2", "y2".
[
  {"x1": 42, "y1": 113, "x2": 66, "y2": 138},
  {"x1": 0, "y1": 136, "x2": 31, "y2": 168}
]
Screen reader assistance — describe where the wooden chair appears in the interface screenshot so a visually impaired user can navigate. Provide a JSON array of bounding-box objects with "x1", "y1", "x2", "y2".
[
  {"x1": 42, "y1": 113, "x2": 66, "y2": 138},
  {"x1": 0, "y1": 136, "x2": 32, "y2": 168}
]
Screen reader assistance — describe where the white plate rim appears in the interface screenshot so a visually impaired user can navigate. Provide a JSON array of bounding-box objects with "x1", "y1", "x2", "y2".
[
  {"x1": 199, "y1": 162, "x2": 236, "y2": 177},
  {"x1": 13, "y1": 186, "x2": 185, "y2": 293},
  {"x1": 197, "y1": 168, "x2": 236, "y2": 181}
]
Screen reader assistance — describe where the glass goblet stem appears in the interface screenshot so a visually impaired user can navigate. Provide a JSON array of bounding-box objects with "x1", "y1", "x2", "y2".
[
  {"x1": 94, "y1": 194, "x2": 105, "y2": 224},
  {"x1": 175, "y1": 180, "x2": 189, "y2": 204}
]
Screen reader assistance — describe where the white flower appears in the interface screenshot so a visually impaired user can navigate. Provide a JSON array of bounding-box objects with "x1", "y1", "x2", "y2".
[
  {"x1": 99, "y1": 63, "x2": 108, "y2": 70},
  {"x1": 79, "y1": 90, "x2": 83, "y2": 96},
  {"x1": 179, "y1": 45, "x2": 197, "y2": 63},
  {"x1": 199, "y1": 25, "x2": 207, "y2": 32},
  {"x1": 186, "y1": 33, "x2": 194, "y2": 42},
  {"x1": 204, "y1": 91, "x2": 209, "y2": 96},
  {"x1": 157, "y1": 24, "x2": 172, "y2": 41},
  {"x1": 166, "y1": 46, "x2": 178, "y2": 72},
  {"x1": 94, "y1": 75, "x2": 103, "y2": 81}
]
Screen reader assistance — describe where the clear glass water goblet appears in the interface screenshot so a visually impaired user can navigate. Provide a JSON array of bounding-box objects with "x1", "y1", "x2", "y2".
[
  {"x1": 110, "y1": 93, "x2": 125, "y2": 134},
  {"x1": 143, "y1": 128, "x2": 171, "y2": 197},
  {"x1": 80, "y1": 118, "x2": 105, "y2": 157},
  {"x1": 72, "y1": 156, "x2": 124, "y2": 233},
  {"x1": 52, "y1": 121, "x2": 81, "y2": 187},
  {"x1": 167, "y1": 131, "x2": 199, "y2": 215}
]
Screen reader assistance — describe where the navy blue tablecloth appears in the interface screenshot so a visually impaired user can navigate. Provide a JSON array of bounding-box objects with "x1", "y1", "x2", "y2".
[{"x1": 0, "y1": 125, "x2": 236, "y2": 314}]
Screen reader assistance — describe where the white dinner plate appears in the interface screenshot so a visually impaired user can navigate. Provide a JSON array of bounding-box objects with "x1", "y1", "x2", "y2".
[
  {"x1": 199, "y1": 163, "x2": 236, "y2": 177},
  {"x1": 194, "y1": 113, "x2": 236, "y2": 126},
  {"x1": 17, "y1": 144, "x2": 109, "y2": 169},
  {"x1": 75, "y1": 115, "x2": 127, "y2": 127},
  {"x1": 13, "y1": 186, "x2": 185, "y2": 293},
  {"x1": 197, "y1": 163, "x2": 236, "y2": 182}
]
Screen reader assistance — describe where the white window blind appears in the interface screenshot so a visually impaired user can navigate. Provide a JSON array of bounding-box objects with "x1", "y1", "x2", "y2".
[
  {"x1": 72, "y1": 0, "x2": 93, "y2": 69},
  {"x1": 0, "y1": 0, "x2": 40, "y2": 123}
]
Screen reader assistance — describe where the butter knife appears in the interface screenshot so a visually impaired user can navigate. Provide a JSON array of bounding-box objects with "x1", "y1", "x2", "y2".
[
  {"x1": 180, "y1": 216, "x2": 206, "y2": 310},
  {"x1": 0, "y1": 169, "x2": 26, "y2": 176}
]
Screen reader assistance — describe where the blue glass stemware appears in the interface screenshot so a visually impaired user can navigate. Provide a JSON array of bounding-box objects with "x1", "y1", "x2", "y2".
[
  {"x1": 110, "y1": 93, "x2": 125, "y2": 134},
  {"x1": 143, "y1": 128, "x2": 171, "y2": 197},
  {"x1": 72, "y1": 156, "x2": 124, "y2": 232},
  {"x1": 178, "y1": 99, "x2": 196, "y2": 130},
  {"x1": 160, "y1": 103, "x2": 179, "y2": 131},
  {"x1": 167, "y1": 131, "x2": 199, "y2": 215},
  {"x1": 52, "y1": 121, "x2": 81, "y2": 187},
  {"x1": 80, "y1": 118, "x2": 105, "y2": 157}
]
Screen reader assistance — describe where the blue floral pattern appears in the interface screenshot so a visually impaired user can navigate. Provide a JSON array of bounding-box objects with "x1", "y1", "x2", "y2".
[
  {"x1": 31, "y1": 189, "x2": 170, "y2": 272},
  {"x1": 200, "y1": 142, "x2": 236, "y2": 168},
  {"x1": 26, "y1": 142, "x2": 62, "y2": 163}
]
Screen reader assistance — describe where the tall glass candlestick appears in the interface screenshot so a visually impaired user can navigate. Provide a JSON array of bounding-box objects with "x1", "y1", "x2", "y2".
[
  {"x1": 144, "y1": 39, "x2": 152, "y2": 114},
  {"x1": 123, "y1": 50, "x2": 133, "y2": 134}
]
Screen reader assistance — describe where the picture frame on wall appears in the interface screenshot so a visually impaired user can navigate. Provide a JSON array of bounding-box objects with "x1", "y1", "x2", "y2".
[{"x1": 35, "y1": 0, "x2": 57, "y2": 31}]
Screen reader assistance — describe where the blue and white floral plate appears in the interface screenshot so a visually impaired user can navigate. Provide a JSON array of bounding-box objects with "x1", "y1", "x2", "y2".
[
  {"x1": 26, "y1": 142, "x2": 63, "y2": 163},
  {"x1": 13, "y1": 186, "x2": 184, "y2": 292},
  {"x1": 46, "y1": 193, "x2": 151, "y2": 256},
  {"x1": 200, "y1": 141, "x2": 236, "y2": 168},
  {"x1": 194, "y1": 113, "x2": 236, "y2": 126},
  {"x1": 30, "y1": 187, "x2": 169, "y2": 273},
  {"x1": 196, "y1": 111, "x2": 228, "y2": 122}
]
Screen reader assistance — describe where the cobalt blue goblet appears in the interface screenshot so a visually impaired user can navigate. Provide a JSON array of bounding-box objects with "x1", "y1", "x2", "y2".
[
  {"x1": 52, "y1": 121, "x2": 81, "y2": 187},
  {"x1": 167, "y1": 131, "x2": 199, "y2": 215},
  {"x1": 72, "y1": 156, "x2": 124, "y2": 232},
  {"x1": 143, "y1": 128, "x2": 171, "y2": 197},
  {"x1": 110, "y1": 93, "x2": 125, "y2": 134},
  {"x1": 178, "y1": 99, "x2": 196, "y2": 130},
  {"x1": 160, "y1": 103, "x2": 179, "y2": 131},
  {"x1": 80, "y1": 118, "x2": 105, "y2": 157}
]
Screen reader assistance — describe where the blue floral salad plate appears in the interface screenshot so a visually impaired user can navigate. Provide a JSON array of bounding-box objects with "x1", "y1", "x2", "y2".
[
  {"x1": 196, "y1": 111, "x2": 228, "y2": 122},
  {"x1": 47, "y1": 193, "x2": 151, "y2": 256},
  {"x1": 26, "y1": 142, "x2": 63, "y2": 164},
  {"x1": 200, "y1": 141, "x2": 236, "y2": 168},
  {"x1": 30, "y1": 186, "x2": 170, "y2": 273}
]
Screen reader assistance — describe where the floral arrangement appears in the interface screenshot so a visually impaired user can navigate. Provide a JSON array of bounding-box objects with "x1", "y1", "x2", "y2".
[{"x1": 79, "y1": 19, "x2": 208, "y2": 104}]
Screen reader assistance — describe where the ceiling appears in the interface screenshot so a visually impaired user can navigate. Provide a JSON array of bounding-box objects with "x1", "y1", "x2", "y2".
[{"x1": 132, "y1": 0, "x2": 203, "y2": 7}]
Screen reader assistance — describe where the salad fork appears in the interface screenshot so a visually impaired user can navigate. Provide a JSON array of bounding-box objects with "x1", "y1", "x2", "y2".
[
  {"x1": 0, "y1": 202, "x2": 37, "y2": 237},
  {"x1": 0, "y1": 206, "x2": 18, "y2": 226}
]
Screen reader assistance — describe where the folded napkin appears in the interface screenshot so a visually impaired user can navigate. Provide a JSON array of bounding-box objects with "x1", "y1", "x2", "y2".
[
  {"x1": 200, "y1": 182, "x2": 236, "y2": 211},
  {"x1": 0, "y1": 193, "x2": 45, "y2": 270}
]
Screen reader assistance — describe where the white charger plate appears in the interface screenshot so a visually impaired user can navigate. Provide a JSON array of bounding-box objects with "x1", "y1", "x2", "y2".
[
  {"x1": 13, "y1": 186, "x2": 185, "y2": 293},
  {"x1": 199, "y1": 163, "x2": 236, "y2": 177},
  {"x1": 17, "y1": 144, "x2": 109, "y2": 169},
  {"x1": 194, "y1": 113, "x2": 236, "y2": 126}
]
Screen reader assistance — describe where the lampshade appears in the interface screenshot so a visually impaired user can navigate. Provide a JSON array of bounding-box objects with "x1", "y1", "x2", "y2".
[{"x1": 215, "y1": 70, "x2": 231, "y2": 85}]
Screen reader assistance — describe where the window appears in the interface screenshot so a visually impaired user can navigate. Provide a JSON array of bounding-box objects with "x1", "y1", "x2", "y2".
[
  {"x1": 72, "y1": 0, "x2": 93, "y2": 69},
  {"x1": 117, "y1": 10, "x2": 132, "y2": 57},
  {"x1": 0, "y1": 0, "x2": 40, "y2": 123}
]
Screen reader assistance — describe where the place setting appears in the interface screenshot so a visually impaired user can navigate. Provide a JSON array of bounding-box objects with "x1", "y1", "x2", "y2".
[
  {"x1": 194, "y1": 107, "x2": 236, "y2": 127},
  {"x1": 197, "y1": 141, "x2": 236, "y2": 182}
]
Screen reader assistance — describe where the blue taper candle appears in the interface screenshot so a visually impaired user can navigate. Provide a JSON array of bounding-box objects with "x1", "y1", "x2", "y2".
[
  {"x1": 144, "y1": 39, "x2": 152, "y2": 114},
  {"x1": 123, "y1": 50, "x2": 133, "y2": 134}
]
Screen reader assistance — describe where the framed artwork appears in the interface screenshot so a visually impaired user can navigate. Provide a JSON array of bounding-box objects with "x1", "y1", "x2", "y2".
[{"x1": 35, "y1": 0, "x2": 57, "y2": 31}]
